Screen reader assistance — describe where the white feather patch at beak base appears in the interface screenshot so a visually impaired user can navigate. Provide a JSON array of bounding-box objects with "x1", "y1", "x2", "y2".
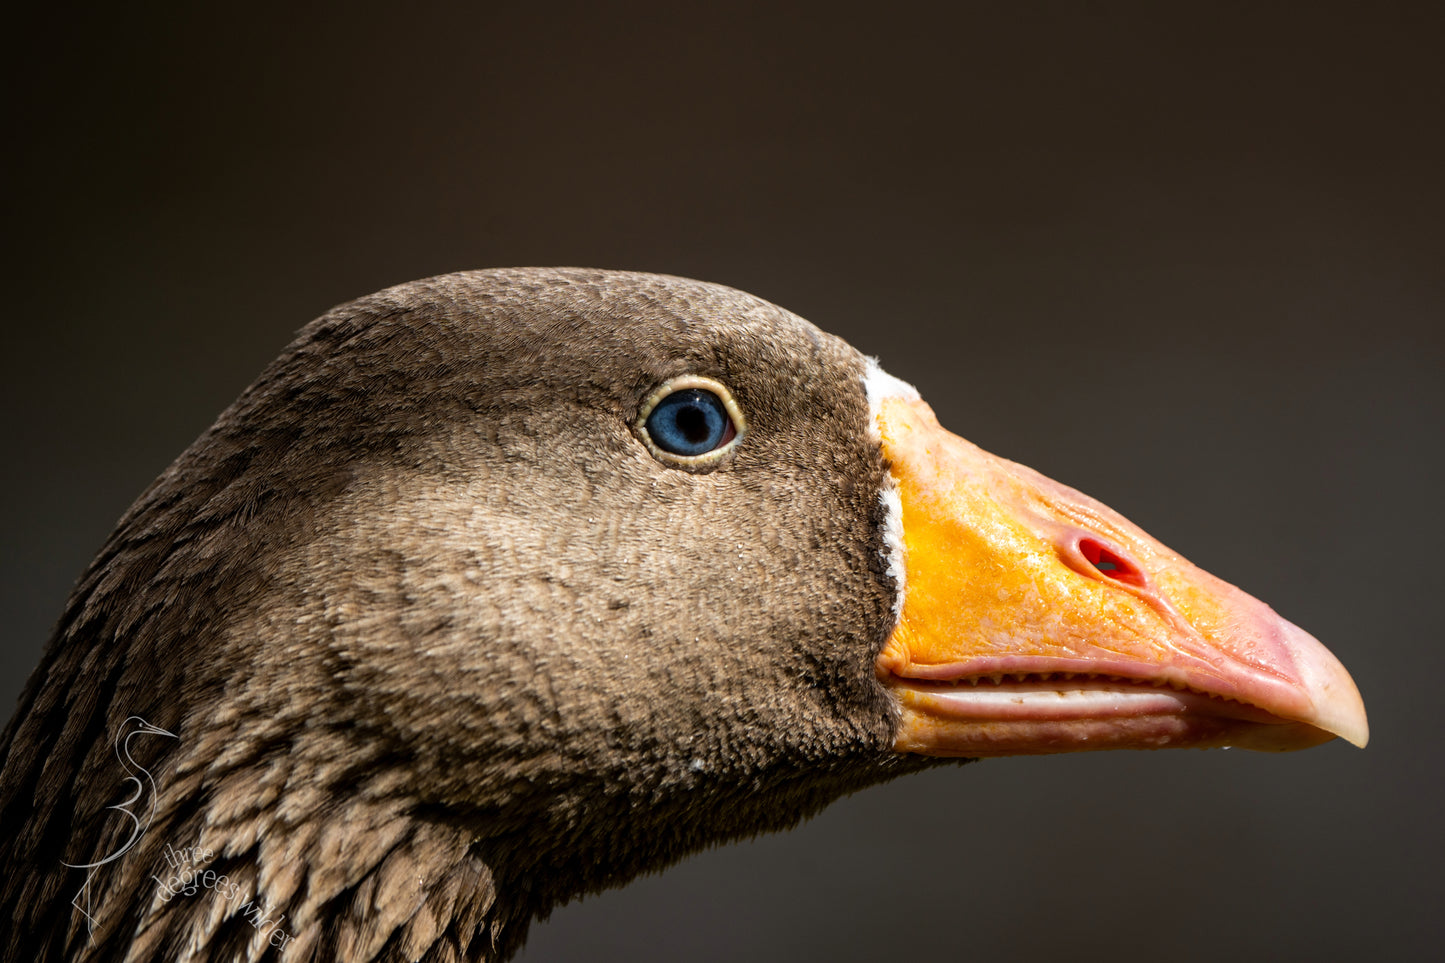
[{"x1": 863, "y1": 359, "x2": 920, "y2": 620}]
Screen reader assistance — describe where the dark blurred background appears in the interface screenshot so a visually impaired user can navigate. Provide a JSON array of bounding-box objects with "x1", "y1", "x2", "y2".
[{"x1": 5, "y1": 3, "x2": 1441, "y2": 960}]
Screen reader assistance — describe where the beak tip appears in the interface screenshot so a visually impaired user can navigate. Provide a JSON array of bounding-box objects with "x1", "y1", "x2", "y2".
[
  {"x1": 1278, "y1": 618, "x2": 1369, "y2": 749},
  {"x1": 1320, "y1": 693, "x2": 1370, "y2": 749}
]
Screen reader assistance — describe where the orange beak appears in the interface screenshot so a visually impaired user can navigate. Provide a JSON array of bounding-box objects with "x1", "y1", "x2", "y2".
[{"x1": 877, "y1": 395, "x2": 1368, "y2": 756}]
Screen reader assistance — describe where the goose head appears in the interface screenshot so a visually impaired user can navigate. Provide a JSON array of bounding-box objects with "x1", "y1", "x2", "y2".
[{"x1": 0, "y1": 268, "x2": 1365, "y2": 962}]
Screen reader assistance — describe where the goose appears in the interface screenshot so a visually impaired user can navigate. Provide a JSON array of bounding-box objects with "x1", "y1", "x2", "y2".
[{"x1": 0, "y1": 268, "x2": 1367, "y2": 963}]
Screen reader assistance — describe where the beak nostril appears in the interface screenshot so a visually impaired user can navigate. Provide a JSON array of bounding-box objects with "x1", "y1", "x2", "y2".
[{"x1": 1077, "y1": 537, "x2": 1148, "y2": 589}]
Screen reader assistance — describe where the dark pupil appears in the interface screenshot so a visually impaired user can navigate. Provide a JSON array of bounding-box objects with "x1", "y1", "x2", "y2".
[
  {"x1": 674, "y1": 405, "x2": 710, "y2": 444},
  {"x1": 647, "y1": 389, "x2": 730, "y2": 456}
]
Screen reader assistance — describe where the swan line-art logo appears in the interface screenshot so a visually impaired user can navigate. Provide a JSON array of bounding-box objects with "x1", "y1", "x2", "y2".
[
  {"x1": 66, "y1": 715, "x2": 177, "y2": 941},
  {"x1": 65, "y1": 716, "x2": 299, "y2": 951}
]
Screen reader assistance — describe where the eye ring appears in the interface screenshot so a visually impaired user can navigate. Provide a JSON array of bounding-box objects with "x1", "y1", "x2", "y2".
[{"x1": 636, "y1": 376, "x2": 747, "y2": 469}]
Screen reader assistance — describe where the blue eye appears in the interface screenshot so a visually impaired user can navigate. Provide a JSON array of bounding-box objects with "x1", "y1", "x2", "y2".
[{"x1": 645, "y1": 388, "x2": 737, "y2": 457}]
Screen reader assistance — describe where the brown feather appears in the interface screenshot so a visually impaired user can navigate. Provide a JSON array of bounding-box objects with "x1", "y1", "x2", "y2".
[{"x1": 0, "y1": 269, "x2": 945, "y2": 962}]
